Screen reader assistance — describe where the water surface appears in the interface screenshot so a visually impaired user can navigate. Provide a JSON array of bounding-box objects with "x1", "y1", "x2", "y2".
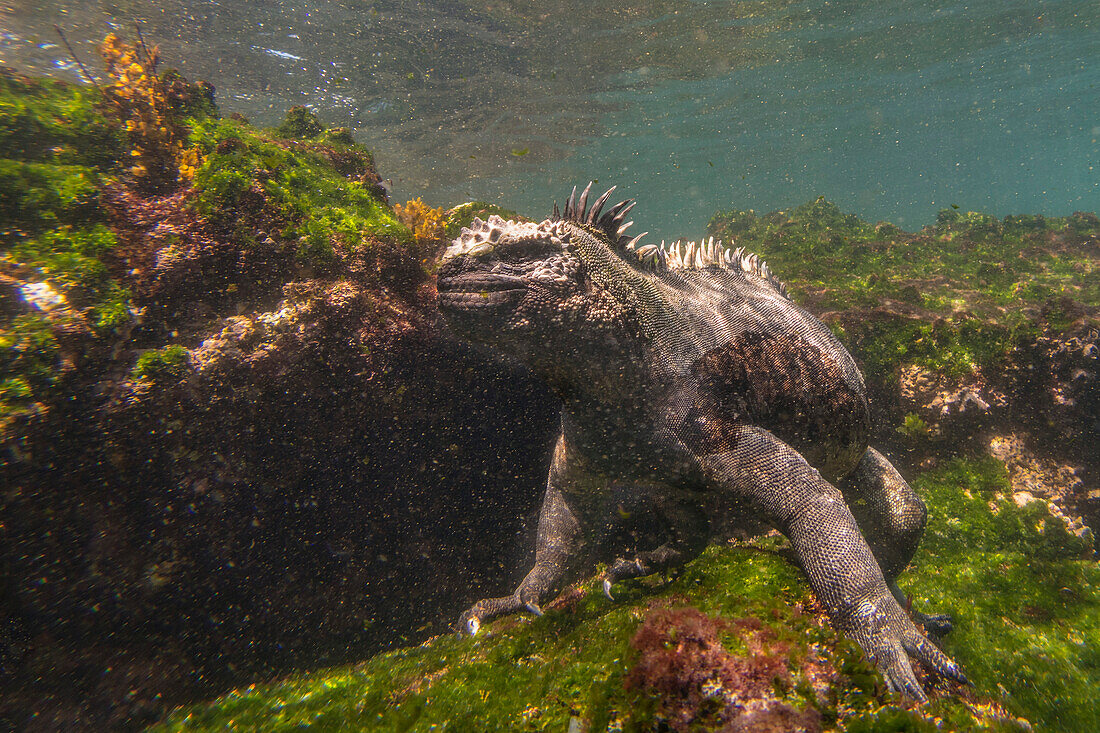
[{"x1": 4, "y1": 0, "x2": 1098, "y2": 237}]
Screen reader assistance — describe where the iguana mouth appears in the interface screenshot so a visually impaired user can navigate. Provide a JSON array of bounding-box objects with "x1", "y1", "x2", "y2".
[{"x1": 437, "y1": 272, "x2": 527, "y2": 309}]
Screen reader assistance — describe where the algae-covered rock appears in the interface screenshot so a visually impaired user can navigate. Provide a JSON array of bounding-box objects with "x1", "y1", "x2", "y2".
[
  {"x1": 0, "y1": 57, "x2": 556, "y2": 731},
  {"x1": 274, "y1": 104, "x2": 325, "y2": 140},
  {"x1": 445, "y1": 200, "x2": 524, "y2": 238},
  {"x1": 154, "y1": 456, "x2": 1097, "y2": 732},
  {"x1": 709, "y1": 197, "x2": 1100, "y2": 544}
]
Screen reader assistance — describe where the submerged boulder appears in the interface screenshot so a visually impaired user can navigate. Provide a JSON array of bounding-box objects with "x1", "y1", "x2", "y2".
[{"x1": 0, "y1": 63, "x2": 557, "y2": 730}]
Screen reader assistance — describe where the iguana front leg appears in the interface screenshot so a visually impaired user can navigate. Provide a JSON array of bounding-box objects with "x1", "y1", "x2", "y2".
[
  {"x1": 701, "y1": 427, "x2": 967, "y2": 701},
  {"x1": 457, "y1": 482, "x2": 581, "y2": 634}
]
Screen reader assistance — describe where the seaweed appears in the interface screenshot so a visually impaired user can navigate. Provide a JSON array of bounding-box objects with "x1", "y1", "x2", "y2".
[
  {"x1": 707, "y1": 199, "x2": 1099, "y2": 379},
  {"x1": 445, "y1": 201, "x2": 524, "y2": 238},
  {"x1": 98, "y1": 33, "x2": 208, "y2": 190},
  {"x1": 625, "y1": 606, "x2": 819, "y2": 731},
  {"x1": 188, "y1": 116, "x2": 407, "y2": 261},
  {"x1": 149, "y1": 455, "x2": 1092, "y2": 732},
  {"x1": 132, "y1": 344, "x2": 189, "y2": 383},
  {"x1": 274, "y1": 105, "x2": 324, "y2": 140}
]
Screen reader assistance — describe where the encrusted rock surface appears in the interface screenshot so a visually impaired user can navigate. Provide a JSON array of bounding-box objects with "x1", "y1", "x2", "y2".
[{"x1": 0, "y1": 69, "x2": 558, "y2": 730}]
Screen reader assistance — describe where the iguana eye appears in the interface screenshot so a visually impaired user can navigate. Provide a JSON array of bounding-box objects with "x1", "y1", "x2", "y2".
[{"x1": 496, "y1": 236, "x2": 559, "y2": 262}]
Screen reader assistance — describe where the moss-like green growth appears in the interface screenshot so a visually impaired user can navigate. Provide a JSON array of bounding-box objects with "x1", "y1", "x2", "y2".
[
  {"x1": 1, "y1": 65, "x2": 419, "y2": 431},
  {"x1": 0, "y1": 68, "x2": 125, "y2": 168},
  {"x1": 274, "y1": 105, "x2": 324, "y2": 140},
  {"x1": 909, "y1": 458, "x2": 1098, "y2": 732},
  {"x1": 0, "y1": 160, "x2": 102, "y2": 234},
  {"x1": 708, "y1": 198, "x2": 1099, "y2": 313},
  {"x1": 849, "y1": 313, "x2": 1027, "y2": 379},
  {"x1": 897, "y1": 412, "x2": 930, "y2": 439},
  {"x1": 153, "y1": 455, "x2": 1099, "y2": 733},
  {"x1": 132, "y1": 345, "x2": 190, "y2": 383},
  {"x1": 7, "y1": 225, "x2": 125, "y2": 315},
  {"x1": 319, "y1": 127, "x2": 357, "y2": 147},
  {"x1": 160, "y1": 69, "x2": 218, "y2": 120},
  {"x1": 189, "y1": 117, "x2": 407, "y2": 259},
  {"x1": 707, "y1": 198, "x2": 1099, "y2": 377},
  {"x1": 445, "y1": 201, "x2": 523, "y2": 238},
  {"x1": 0, "y1": 313, "x2": 61, "y2": 419},
  {"x1": 0, "y1": 72, "x2": 135, "y2": 425},
  {"x1": 0, "y1": 374, "x2": 33, "y2": 413}
]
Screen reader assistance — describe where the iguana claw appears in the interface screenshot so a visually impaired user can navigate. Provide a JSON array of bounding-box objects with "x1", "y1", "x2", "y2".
[
  {"x1": 456, "y1": 610, "x2": 481, "y2": 637},
  {"x1": 847, "y1": 591, "x2": 968, "y2": 702}
]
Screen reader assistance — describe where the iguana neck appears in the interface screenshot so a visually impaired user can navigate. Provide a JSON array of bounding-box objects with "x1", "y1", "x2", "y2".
[{"x1": 564, "y1": 222, "x2": 698, "y2": 365}]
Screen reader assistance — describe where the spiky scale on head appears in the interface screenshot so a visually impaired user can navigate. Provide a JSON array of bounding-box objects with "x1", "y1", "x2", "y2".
[
  {"x1": 552, "y1": 184, "x2": 790, "y2": 299},
  {"x1": 442, "y1": 183, "x2": 791, "y2": 303}
]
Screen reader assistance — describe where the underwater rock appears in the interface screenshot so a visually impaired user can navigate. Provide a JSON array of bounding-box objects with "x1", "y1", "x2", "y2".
[
  {"x1": 0, "y1": 66, "x2": 557, "y2": 731},
  {"x1": 988, "y1": 432, "x2": 1094, "y2": 544},
  {"x1": 152, "y1": 456, "x2": 1097, "y2": 732}
]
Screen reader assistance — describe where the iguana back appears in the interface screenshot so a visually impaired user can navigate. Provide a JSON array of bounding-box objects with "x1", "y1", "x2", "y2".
[{"x1": 437, "y1": 183, "x2": 966, "y2": 702}]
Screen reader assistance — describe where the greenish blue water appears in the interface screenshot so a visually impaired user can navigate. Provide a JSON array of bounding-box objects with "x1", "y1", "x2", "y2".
[{"x1": 4, "y1": 0, "x2": 1098, "y2": 237}]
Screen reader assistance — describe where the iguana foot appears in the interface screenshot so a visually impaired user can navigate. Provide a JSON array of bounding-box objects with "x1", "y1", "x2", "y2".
[
  {"x1": 916, "y1": 612, "x2": 953, "y2": 639},
  {"x1": 602, "y1": 555, "x2": 657, "y2": 600},
  {"x1": 845, "y1": 589, "x2": 968, "y2": 702},
  {"x1": 887, "y1": 580, "x2": 953, "y2": 638},
  {"x1": 603, "y1": 541, "x2": 697, "y2": 600},
  {"x1": 456, "y1": 591, "x2": 543, "y2": 636},
  {"x1": 601, "y1": 564, "x2": 637, "y2": 601}
]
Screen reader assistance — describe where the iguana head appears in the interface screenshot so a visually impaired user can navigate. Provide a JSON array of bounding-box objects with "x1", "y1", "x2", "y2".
[
  {"x1": 437, "y1": 183, "x2": 791, "y2": 392},
  {"x1": 437, "y1": 185, "x2": 645, "y2": 378}
]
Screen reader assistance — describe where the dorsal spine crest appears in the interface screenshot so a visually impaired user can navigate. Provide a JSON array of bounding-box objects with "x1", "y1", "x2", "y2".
[{"x1": 553, "y1": 183, "x2": 790, "y2": 299}]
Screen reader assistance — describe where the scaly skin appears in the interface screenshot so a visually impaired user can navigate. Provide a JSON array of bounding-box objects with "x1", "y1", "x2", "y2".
[{"x1": 436, "y1": 183, "x2": 967, "y2": 701}]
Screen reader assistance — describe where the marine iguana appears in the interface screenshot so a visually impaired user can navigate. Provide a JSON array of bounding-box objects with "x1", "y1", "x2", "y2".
[{"x1": 436, "y1": 183, "x2": 966, "y2": 701}]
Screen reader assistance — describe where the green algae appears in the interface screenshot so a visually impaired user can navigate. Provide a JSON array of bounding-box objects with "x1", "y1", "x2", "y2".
[
  {"x1": 7, "y1": 224, "x2": 130, "y2": 325},
  {"x1": 0, "y1": 313, "x2": 60, "y2": 419},
  {"x1": 445, "y1": 201, "x2": 523, "y2": 238},
  {"x1": 907, "y1": 458, "x2": 1099, "y2": 733},
  {"x1": 0, "y1": 73, "x2": 133, "y2": 423},
  {"x1": 0, "y1": 160, "x2": 102, "y2": 233},
  {"x1": 153, "y1": 548, "x2": 836, "y2": 732},
  {"x1": 188, "y1": 117, "x2": 407, "y2": 258},
  {"x1": 275, "y1": 105, "x2": 325, "y2": 140},
  {"x1": 0, "y1": 69, "x2": 125, "y2": 169},
  {"x1": 151, "y1": 454, "x2": 1099, "y2": 732},
  {"x1": 708, "y1": 198, "x2": 1098, "y2": 313},
  {"x1": 707, "y1": 198, "x2": 1099, "y2": 377},
  {"x1": 896, "y1": 413, "x2": 931, "y2": 439},
  {"x1": 132, "y1": 345, "x2": 190, "y2": 383}
]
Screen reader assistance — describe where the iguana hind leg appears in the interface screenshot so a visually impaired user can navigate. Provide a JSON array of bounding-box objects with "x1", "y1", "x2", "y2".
[
  {"x1": 603, "y1": 502, "x2": 708, "y2": 598},
  {"x1": 701, "y1": 427, "x2": 966, "y2": 701},
  {"x1": 838, "y1": 447, "x2": 926, "y2": 580},
  {"x1": 839, "y1": 447, "x2": 952, "y2": 637}
]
